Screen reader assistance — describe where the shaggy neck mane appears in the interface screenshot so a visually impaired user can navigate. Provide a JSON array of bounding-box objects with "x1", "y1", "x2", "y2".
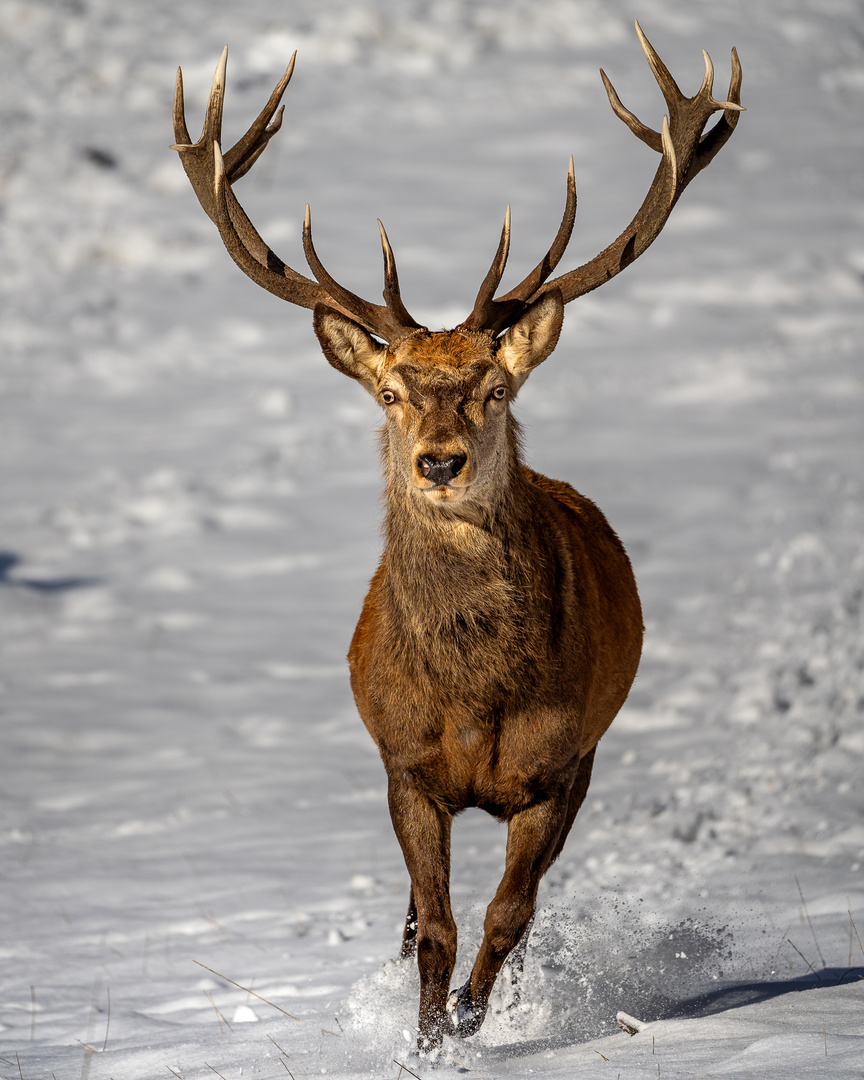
[{"x1": 379, "y1": 422, "x2": 542, "y2": 650}]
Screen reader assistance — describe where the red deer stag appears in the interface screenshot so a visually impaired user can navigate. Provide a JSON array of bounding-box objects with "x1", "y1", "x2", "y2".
[{"x1": 173, "y1": 23, "x2": 742, "y2": 1055}]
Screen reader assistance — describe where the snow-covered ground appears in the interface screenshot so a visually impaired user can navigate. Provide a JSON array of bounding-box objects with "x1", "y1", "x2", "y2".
[{"x1": 2, "y1": 1, "x2": 863, "y2": 1077}]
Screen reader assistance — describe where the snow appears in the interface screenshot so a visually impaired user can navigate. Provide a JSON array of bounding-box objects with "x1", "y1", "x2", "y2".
[{"x1": 2, "y1": 0, "x2": 863, "y2": 1077}]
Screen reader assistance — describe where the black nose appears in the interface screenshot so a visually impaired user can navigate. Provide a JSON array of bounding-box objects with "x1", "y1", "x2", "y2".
[{"x1": 417, "y1": 453, "x2": 467, "y2": 485}]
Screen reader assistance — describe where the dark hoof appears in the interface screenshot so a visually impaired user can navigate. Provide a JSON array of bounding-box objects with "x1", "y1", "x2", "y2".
[
  {"x1": 414, "y1": 1035, "x2": 442, "y2": 1064},
  {"x1": 446, "y1": 980, "x2": 486, "y2": 1038}
]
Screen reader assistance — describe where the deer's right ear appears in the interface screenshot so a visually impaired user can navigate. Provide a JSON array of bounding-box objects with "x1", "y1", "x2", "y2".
[{"x1": 313, "y1": 305, "x2": 388, "y2": 397}]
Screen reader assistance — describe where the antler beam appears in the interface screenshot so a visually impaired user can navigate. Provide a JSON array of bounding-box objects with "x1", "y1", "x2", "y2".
[
  {"x1": 532, "y1": 22, "x2": 743, "y2": 307},
  {"x1": 457, "y1": 22, "x2": 743, "y2": 336}
]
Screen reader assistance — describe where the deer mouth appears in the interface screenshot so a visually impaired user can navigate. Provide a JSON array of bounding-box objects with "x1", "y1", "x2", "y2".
[{"x1": 421, "y1": 481, "x2": 469, "y2": 503}]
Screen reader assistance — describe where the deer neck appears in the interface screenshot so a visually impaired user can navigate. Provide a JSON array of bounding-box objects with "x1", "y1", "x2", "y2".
[{"x1": 380, "y1": 452, "x2": 537, "y2": 642}]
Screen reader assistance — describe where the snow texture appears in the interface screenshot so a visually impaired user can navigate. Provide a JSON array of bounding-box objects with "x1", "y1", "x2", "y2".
[{"x1": 1, "y1": 0, "x2": 863, "y2": 1077}]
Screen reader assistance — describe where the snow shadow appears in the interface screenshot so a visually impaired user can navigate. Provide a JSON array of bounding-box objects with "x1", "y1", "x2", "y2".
[
  {"x1": 0, "y1": 551, "x2": 101, "y2": 593},
  {"x1": 664, "y1": 965, "x2": 864, "y2": 1019}
]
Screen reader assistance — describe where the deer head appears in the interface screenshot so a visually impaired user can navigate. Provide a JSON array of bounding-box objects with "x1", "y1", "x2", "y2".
[{"x1": 313, "y1": 292, "x2": 563, "y2": 515}]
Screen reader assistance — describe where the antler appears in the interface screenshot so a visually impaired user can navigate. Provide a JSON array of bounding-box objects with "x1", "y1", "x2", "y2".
[
  {"x1": 174, "y1": 25, "x2": 742, "y2": 345},
  {"x1": 459, "y1": 21, "x2": 743, "y2": 337},
  {"x1": 172, "y1": 47, "x2": 423, "y2": 341}
]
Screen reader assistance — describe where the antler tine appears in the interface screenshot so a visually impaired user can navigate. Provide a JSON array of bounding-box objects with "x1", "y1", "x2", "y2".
[
  {"x1": 207, "y1": 46, "x2": 229, "y2": 142},
  {"x1": 728, "y1": 46, "x2": 743, "y2": 107},
  {"x1": 599, "y1": 69, "x2": 661, "y2": 152},
  {"x1": 634, "y1": 20, "x2": 685, "y2": 111},
  {"x1": 223, "y1": 51, "x2": 296, "y2": 182},
  {"x1": 303, "y1": 206, "x2": 376, "y2": 332},
  {"x1": 378, "y1": 221, "x2": 423, "y2": 334},
  {"x1": 699, "y1": 49, "x2": 715, "y2": 100},
  {"x1": 458, "y1": 206, "x2": 511, "y2": 332},
  {"x1": 173, "y1": 66, "x2": 192, "y2": 147},
  {"x1": 660, "y1": 116, "x2": 677, "y2": 206}
]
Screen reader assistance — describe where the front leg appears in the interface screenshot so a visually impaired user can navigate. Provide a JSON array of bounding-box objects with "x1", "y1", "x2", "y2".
[
  {"x1": 449, "y1": 784, "x2": 573, "y2": 1038},
  {"x1": 387, "y1": 776, "x2": 456, "y2": 1053}
]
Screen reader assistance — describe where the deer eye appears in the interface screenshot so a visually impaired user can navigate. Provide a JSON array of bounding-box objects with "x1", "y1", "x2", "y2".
[
  {"x1": 381, "y1": 389, "x2": 398, "y2": 405},
  {"x1": 489, "y1": 386, "x2": 507, "y2": 402}
]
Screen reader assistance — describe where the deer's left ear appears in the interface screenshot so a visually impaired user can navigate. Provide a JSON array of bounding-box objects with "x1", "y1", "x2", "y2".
[{"x1": 496, "y1": 290, "x2": 565, "y2": 391}]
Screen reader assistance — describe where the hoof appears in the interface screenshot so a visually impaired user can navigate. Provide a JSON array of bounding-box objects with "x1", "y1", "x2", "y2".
[
  {"x1": 446, "y1": 980, "x2": 486, "y2": 1038},
  {"x1": 414, "y1": 1036, "x2": 442, "y2": 1065}
]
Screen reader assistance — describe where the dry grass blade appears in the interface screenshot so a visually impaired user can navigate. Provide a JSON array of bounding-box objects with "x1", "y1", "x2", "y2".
[
  {"x1": 795, "y1": 875, "x2": 826, "y2": 967},
  {"x1": 392, "y1": 1061, "x2": 423, "y2": 1080},
  {"x1": 773, "y1": 923, "x2": 791, "y2": 971},
  {"x1": 849, "y1": 908, "x2": 864, "y2": 960},
  {"x1": 79, "y1": 976, "x2": 104, "y2": 1080},
  {"x1": 204, "y1": 1064, "x2": 229, "y2": 1080},
  {"x1": 16, "y1": 1051, "x2": 24, "y2": 1080},
  {"x1": 267, "y1": 1034, "x2": 290, "y2": 1056},
  {"x1": 193, "y1": 960, "x2": 300, "y2": 1021},
  {"x1": 165, "y1": 1068, "x2": 183, "y2": 1080},
  {"x1": 786, "y1": 938, "x2": 821, "y2": 980},
  {"x1": 268, "y1": 1034, "x2": 297, "y2": 1080},
  {"x1": 205, "y1": 991, "x2": 233, "y2": 1033},
  {"x1": 102, "y1": 987, "x2": 111, "y2": 1053}
]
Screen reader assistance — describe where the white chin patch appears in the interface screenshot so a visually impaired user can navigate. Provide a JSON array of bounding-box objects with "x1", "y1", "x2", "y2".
[{"x1": 421, "y1": 485, "x2": 465, "y2": 503}]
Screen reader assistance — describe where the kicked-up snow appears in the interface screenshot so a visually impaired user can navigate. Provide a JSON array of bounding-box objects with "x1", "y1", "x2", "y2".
[{"x1": 1, "y1": 0, "x2": 862, "y2": 1077}]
